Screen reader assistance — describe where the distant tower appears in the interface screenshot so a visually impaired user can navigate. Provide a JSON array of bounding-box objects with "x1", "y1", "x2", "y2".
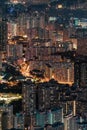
[{"x1": 0, "y1": 0, "x2": 8, "y2": 70}]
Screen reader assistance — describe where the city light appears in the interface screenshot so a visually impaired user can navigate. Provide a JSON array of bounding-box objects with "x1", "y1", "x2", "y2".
[{"x1": 0, "y1": 0, "x2": 87, "y2": 130}]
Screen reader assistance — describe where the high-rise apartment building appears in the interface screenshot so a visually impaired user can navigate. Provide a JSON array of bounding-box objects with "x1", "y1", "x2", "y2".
[
  {"x1": 22, "y1": 80, "x2": 37, "y2": 129},
  {"x1": 8, "y1": 21, "x2": 18, "y2": 38},
  {"x1": 36, "y1": 108, "x2": 63, "y2": 127},
  {"x1": 0, "y1": 105, "x2": 13, "y2": 130},
  {"x1": 0, "y1": 19, "x2": 7, "y2": 52},
  {"x1": 64, "y1": 113, "x2": 77, "y2": 130},
  {"x1": 14, "y1": 113, "x2": 24, "y2": 129},
  {"x1": 22, "y1": 80, "x2": 36, "y2": 116},
  {"x1": 74, "y1": 60, "x2": 87, "y2": 87},
  {"x1": 17, "y1": 13, "x2": 28, "y2": 36},
  {"x1": 23, "y1": 80, "x2": 36, "y2": 115},
  {"x1": 0, "y1": 18, "x2": 7, "y2": 70},
  {"x1": 37, "y1": 80, "x2": 60, "y2": 111},
  {"x1": 77, "y1": 38, "x2": 87, "y2": 56}
]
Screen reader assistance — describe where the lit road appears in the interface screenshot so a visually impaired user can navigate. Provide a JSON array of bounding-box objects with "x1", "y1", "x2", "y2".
[{"x1": 0, "y1": 93, "x2": 22, "y2": 104}]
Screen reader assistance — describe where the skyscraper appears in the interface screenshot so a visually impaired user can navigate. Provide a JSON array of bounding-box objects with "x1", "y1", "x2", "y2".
[
  {"x1": 0, "y1": 19, "x2": 7, "y2": 52},
  {"x1": 22, "y1": 80, "x2": 36, "y2": 116},
  {"x1": 0, "y1": 0, "x2": 8, "y2": 70},
  {"x1": 0, "y1": 18, "x2": 7, "y2": 70}
]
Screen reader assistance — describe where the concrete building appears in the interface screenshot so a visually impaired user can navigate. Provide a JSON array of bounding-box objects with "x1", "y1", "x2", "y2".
[
  {"x1": 0, "y1": 105, "x2": 13, "y2": 130},
  {"x1": 64, "y1": 113, "x2": 77, "y2": 130},
  {"x1": 14, "y1": 113, "x2": 24, "y2": 129},
  {"x1": 22, "y1": 80, "x2": 36, "y2": 116},
  {"x1": 37, "y1": 80, "x2": 60, "y2": 111},
  {"x1": 35, "y1": 107, "x2": 63, "y2": 128},
  {"x1": 0, "y1": 18, "x2": 7, "y2": 69},
  {"x1": 77, "y1": 38, "x2": 87, "y2": 56},
  {"x1": 0, "y1": 19, "x2": 7, "y2": 52},
  {"x1": 74, "y1": 60, "x2": 87, "y2": 87}
]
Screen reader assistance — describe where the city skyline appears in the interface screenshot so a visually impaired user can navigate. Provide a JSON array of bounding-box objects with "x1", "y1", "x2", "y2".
[{"x1": 0, "y1": 0, "x2": 87, "y2": 130}]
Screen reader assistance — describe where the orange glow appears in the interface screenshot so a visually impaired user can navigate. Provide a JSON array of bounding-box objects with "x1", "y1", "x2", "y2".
[{"x1": 19, "y1": 61, "x2": 30, "y2": 77}]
